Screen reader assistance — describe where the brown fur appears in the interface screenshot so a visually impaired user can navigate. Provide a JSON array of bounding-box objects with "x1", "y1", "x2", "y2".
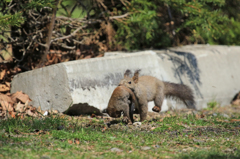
[
  {"x1": 106, "y1": 85, "x2": 139, "y2": 124},
  {"x1": 119, "y1": 69, "x2": 196, "y2": 121}
]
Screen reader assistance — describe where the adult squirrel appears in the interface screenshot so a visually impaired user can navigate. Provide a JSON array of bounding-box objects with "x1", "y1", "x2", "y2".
[
  {"x1": 106, "y1": 84, "x2": 139, "y2": 124},
  {"x1": 119, "y1": 69, "x2": 196, "y2": 122}
]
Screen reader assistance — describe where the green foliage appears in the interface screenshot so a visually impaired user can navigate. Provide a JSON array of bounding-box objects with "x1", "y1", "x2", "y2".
[
  {"x1": 0, "y1": 0, "x2": 54, "y2": 31},
  {"x1": 113, "y1": 0, "x2": 240, "y2": 50},
  {"x1": 207, "y1": 100, "x2": 218, "y2": 110},
  {"x1": 114, "y1": 0, "x2": 171, "y2": 50},
  {"x1": 217, "y1": 19, "x2": 240, "y2": 45},
  {"x1": 0, "y1": 115, "x2": 68, "y2": 133},
  {"x1": 0, "y1": 12, "x2": 24, "y2": 30}
]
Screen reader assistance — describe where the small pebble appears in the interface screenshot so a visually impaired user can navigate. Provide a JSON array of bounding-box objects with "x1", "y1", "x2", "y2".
[
  {"x1": 40, "y1": 156, "x2": 50, "y2": 159},
  {"x1": 133, "y1": 122, "x2": 142, "y2": 126},
  {"x1": 141, "y1": 146, "x2": 151, "y2": 151},
  {"x1": 111, "y1": 147, "x2": 123, "y2": 152},
  {"x1": 221, "y1": 113, "x2": 230, "y2": 118}
]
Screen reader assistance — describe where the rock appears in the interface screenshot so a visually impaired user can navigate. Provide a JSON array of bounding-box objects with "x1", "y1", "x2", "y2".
[
  {"x1": 110, "y1": 147, "x2": 123, "y2": 152},
  {"x1": 224, "y1": 148, "x2": 233, "y2": 153},
  {"x1": 57, "y1": 125, "x2": 64, "y2": 130},
  {"x1": 193, "y1": 139, "x2": 204, "y2": 143},
  {"x1": 221, "y1": 113, "x2": 230, "y2": 118},
  {"x1": 141, "y1": 146, "x2": 151, "y2": 151},
  {"x1": 40, "y1": 156, "x2": 50, "y2": 159},
  {"x1": 133, "y1": 122, "x2": 142, "y2": 126},
  {"x1": 212, "y1": 113, "x2": 218, "y2": 117}
]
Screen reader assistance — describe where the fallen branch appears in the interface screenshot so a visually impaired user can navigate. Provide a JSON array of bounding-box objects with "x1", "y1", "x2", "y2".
[
  {"x1": 109, "y1": 13, "x2": 129, "y2": 20},
  {"x1": 50, "y1": 25, "x2": 87, "y2": 43}
]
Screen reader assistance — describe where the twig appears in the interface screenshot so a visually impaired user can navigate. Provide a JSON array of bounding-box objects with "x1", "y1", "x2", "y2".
[
  {"x1": 52, "y1": 43, "x2": 76, "y2": 50},
  {"x1": 73, "y1": 39, "x2": 84, "y2": 44},
  {"x1": 50, "y1": 25, "x2": 86, "y2": 43},
  {"x1": 109, "y1": 13, "x2": 129, "y2": 20}
]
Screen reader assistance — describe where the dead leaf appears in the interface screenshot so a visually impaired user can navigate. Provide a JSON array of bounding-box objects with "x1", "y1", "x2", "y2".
[
  {"x1": 26, "y1": 109, "x2": 37, "y2": 117},
  {"x1": 83, "y1": 55, "x2": 92, "y2": 59},
  {"x1": 0, "y1": 111, "x2": 6, "y2": 118},
  {"x1": 166, "y1": 114, "x2": 171, "y2": 118},
  {"x1": 0, "y1": 84, "x2": 10, "y2": 92},
  {"x1": 0, "y1": 93, "x2": 14, "y2": 103},
  {"x1": 151, "y1": 127, "x2": 156, "y2": 131},
  {"x1": 1, "y1": 101, "x2": 13, "y2": 111},
  {"x1": 91, "y1": 114, "x2": 96, "y2": 118},
  {"x1": 68, "y1": 140, "x2": 73, "y2": 144},
  {"x1": 102, "y1": 126, "x2": 107, "y2": 132},
  {"x1": 115, "y1": 140, "x2": 123, "y2": 144},
  {"x1": 96, "y1": 54, "x2": 104, "y2": 58},
  {"x1": 31, "y1": 107, "x2": 37, "y2": 113},
  {"x1": 5, "y1": 82, "x2": 10, "y2": 87},
  {"x1": 87, "y1": 145, "x2": 94, "y2": 150},
  {"x1": 232, "y1": 99, "x2": 240, "y2": 106},
  {"x1": 76, "y1": 49, "x2": 81, "y2": 56},
  {"x1": 0, "y1": 70, "x2": 6, "y2": 80},
  {"x1": 75, "y1": 139, "x2": 80, "y2": 145},
  {"x1": 37, "y1": 106, "x2": 41, "y2": 112},
  {"x1": 8, "y1": 111, "x2": 16, "y2": 118},
  {"x1": 159, "y1": 118, "x2": 164, "y2": 122},
  {"x1": 230, "y1": 119, "x2": 240, "y2": 122},
  {"x1": 15, "y1": 102, "x2": 25, "y2": 112},
  {"x1": 11, "y1": 91, "x2": 32, "y2": 103},
  {"x1": 49, "y1": 109, "x2": 58, "y2": 115},
  {"x1": 195, "y1": 114, "x2": 200, "y2": 119}
]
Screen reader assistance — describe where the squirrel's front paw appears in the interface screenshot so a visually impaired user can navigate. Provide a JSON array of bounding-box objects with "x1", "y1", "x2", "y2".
[
  {"x1": 152, "y1": 106, "x2": 161, "y2": 113},
  {"x1": 122, "y1": 116, "x2": 132, "y2": 124}
]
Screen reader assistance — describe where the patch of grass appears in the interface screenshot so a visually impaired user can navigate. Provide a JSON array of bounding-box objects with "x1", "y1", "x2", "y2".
[
  {"x1": 0, "y1": 110, "x2": 240, "y2": 159},
  {"x1": 206, "y1": 100, "x2": 218, "y2": 110},
  {"x1": 0, "y1": 115, "x2": 68, "y2": 134}
]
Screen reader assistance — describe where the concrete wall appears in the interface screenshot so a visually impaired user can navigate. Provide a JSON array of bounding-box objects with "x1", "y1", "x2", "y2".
[{"x1": 11, "y1": 45, "x2": 240, "y2": 113}]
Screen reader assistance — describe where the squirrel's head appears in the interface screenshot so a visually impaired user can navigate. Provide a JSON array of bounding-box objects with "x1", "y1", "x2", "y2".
[
  {"x1": 106, "y1": 108, "x2": 122, "y2": 118},
  {"x1": 119, "y1": 69, "x2": 140, "y2": 91}
]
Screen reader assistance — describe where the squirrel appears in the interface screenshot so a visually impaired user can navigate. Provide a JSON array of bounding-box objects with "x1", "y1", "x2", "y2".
[
  {"x1": 106, "y1": 84, "x2": 139, "y2": 124},
  {"x1": 119, "y1": 69, "x2": 196, "y2": 122}
]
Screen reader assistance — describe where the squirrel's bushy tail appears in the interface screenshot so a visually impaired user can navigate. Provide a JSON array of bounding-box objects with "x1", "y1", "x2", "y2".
[{"x1": 163, "y1": 82, "x2": 196, "y2": 109}]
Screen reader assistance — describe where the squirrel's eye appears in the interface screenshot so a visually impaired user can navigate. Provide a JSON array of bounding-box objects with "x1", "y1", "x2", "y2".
[{"x1": 128, "y1": 81, "x2": 131, "y2": 84}]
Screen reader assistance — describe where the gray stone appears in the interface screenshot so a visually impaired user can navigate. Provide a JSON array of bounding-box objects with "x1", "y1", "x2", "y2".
[
  {"x1": 40, "y1": 156, "x2": 50, "y2": 159},
  {"x1": 221, "y1": 113, "x2": 230, "y2": 118},
  {"x1": 212, "y1": 113, "x2": 218, "y2": 117},
  {"x1": 110, "y1": 147, "x2": 123, "y2": 152},
  {"x1": 133, "y1": 122, "x2": 142, "y2": 126},
  {"x1": 193, "y1": 139, "x2": 205, "y2": 143},
  {"x1": 11, "y1": 45, "x2": 240, "y2": 114},
  {"x1": 141, "y1": 146, "x2": 151, "y2": 151}
]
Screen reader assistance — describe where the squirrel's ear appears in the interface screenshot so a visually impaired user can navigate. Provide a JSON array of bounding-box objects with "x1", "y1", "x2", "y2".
[
  {"x1": 133, "y1": 69, "x2": 141, "y2": 83},
  {"x1": 124, "y1": 69, "x2": 132, "y2": 78}
]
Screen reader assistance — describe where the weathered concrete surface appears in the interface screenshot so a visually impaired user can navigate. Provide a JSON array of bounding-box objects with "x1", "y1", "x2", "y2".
[{"x1": 11, "y1": 45, "x2": 240, "y2": 113}]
